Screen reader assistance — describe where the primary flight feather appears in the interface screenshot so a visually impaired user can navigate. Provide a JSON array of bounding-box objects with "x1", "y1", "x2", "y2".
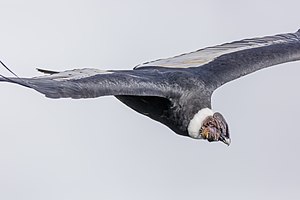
[{"x1": 1, "y1": 29, "x2": 300, "y2": 145}]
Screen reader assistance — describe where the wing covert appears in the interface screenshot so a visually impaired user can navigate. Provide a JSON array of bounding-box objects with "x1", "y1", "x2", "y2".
[
  {"x1": 135, "y1": 30, "x2": 300, "y2": 70},
  {"x1": 135, "y1": 30, "x2": 300, "y2": 69}
]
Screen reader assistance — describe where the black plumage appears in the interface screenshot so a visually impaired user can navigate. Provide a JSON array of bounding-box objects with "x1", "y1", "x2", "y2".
[{"x1": 1, "y1": 29, "x2": 300, "y2": 145}]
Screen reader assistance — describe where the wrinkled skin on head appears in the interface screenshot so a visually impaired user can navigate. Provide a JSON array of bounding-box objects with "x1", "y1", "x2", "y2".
[{"x1": 200, "y1": 112, "x2": 231, "y2": 145}]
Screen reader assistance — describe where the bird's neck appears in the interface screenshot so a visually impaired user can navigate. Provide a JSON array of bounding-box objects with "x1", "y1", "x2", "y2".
[{"x1": 187, "y1": 108, "x2": 214, "y2": 139}]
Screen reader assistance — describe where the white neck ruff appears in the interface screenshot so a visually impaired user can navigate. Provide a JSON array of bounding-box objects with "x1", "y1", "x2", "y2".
[{"x1": 188, "y1": 108, "x2": 214, "y2": 139}]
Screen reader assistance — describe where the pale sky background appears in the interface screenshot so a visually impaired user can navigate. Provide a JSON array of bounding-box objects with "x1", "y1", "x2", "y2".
[{"x1": 0, "y1": 0, "x2": 300, "y2": 200}]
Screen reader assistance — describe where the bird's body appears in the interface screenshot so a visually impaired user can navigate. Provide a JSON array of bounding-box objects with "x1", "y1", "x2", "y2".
[{"x1": 1, "y1": 29, "x2": 300, "y2": 145}]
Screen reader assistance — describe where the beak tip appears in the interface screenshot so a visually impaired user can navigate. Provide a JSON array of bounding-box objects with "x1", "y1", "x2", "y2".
[
  {"x1": 225, "y1": 138, "x2": 231, "y2": 146},
  {"x1": 222, "y1": 138, "x2": 231, "y2": 146}
]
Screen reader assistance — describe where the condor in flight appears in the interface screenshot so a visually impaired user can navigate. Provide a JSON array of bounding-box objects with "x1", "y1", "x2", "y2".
[{"x1": 1, "y1": 29, "x2": 300, "y2": 145}]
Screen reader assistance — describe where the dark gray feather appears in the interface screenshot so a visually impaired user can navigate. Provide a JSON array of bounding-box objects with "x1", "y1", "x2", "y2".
[
  {"x1": 135, "y1": 30, "x2": 300, "y2": 91},
  {"x1": 0, "y1": 68, "x2": 192, "y2": 100},
  {"x1": 201, "y1": 32, "x2": 300, "y2": 90}
]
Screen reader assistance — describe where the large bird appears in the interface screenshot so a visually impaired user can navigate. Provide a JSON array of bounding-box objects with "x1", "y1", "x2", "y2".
[{"x1": 1, "y1": 30, "x2": 300, "y2": 145}]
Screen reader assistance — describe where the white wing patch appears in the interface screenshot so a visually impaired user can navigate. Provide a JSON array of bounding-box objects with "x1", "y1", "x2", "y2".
[
  {"x1": 135, "y1": 32, "x2": 299, "y2": 69},
  {"x1": 35, "y1": 68, "x2": 112, "y2": 81}
]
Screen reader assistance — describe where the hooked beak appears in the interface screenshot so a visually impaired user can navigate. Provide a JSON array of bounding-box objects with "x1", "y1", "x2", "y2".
[{"x1": 219, "y1": 135, "x2": 231, "y2": 146}]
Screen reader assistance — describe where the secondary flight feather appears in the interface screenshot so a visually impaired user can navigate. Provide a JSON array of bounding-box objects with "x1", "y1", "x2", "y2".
[{"x1": 1, "y1": 29, "x2": 300, "y2": 145}]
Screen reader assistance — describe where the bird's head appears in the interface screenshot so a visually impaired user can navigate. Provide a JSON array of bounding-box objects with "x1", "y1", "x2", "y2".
[
  {"x1": 200, "y1": 112, "x2": 231, "y2": 145},
  {"x1": 188, "y1": 108, "x2": 231, "y2": 145}
]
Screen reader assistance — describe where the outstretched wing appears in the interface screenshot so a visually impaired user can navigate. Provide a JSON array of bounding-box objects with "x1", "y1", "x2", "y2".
[
  {"x1": 135, "y1": 29, "x2": 300, "y2": 89},
  {"x1": 0, "y1": 68, "x2": 176, "y2": 99}
]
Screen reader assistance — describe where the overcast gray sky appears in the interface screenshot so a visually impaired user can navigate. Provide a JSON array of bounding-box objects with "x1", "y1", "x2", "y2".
[{"x1": 1, "y1": 0, "x2": 300, "y2": 200}]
